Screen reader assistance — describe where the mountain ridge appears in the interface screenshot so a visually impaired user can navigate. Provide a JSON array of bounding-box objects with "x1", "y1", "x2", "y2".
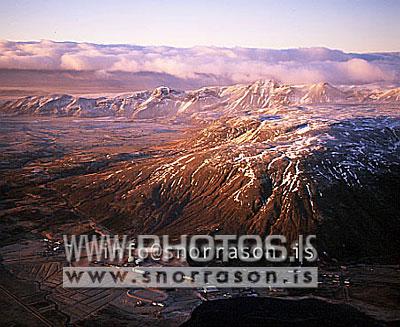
[{"x1": 1, "y1": 80, "x2": 400, "y2": 119}]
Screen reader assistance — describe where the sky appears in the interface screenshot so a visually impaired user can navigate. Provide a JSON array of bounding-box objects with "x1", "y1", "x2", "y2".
[
  {"x1": 0, "y1": 0, "x2": 399, "y2": 52},
  {"x1": 0, "y1": 0, "x2": 399, "y2": 90}
]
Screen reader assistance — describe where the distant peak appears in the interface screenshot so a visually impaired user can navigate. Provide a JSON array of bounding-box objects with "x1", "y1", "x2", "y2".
[
  {"x1": 308, "y1": 82, "x2": 340, "y2": 92},
  {"x1": 152, "y1": 86, "x2": 171, "y2": 97},
  {"x1": 249, "y1": 79, "x2": 281, "y2": 90},
  {"x1": 253, "y1": 79, "x2": 279, "y2": 85}
]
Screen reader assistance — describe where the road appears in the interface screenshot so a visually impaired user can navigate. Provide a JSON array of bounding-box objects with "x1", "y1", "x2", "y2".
[{"x1": 0, "y1": 285, "x2": 53, "y2": 327}]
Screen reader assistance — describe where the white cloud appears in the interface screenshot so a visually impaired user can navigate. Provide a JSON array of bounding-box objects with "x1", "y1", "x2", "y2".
[{"x1": 0, "y1": 40, "x2": 398, "y2": 85}]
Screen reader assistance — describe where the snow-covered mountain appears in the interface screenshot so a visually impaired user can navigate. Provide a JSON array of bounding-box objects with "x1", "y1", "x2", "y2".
[
  {"x1": 1, "y1": 78, "x2": 399, "y2": 258},
  {"x1": 299, "y1": 82, "x2": 350, "y2": 104},
  {"x1": 1, "y1": 80, "x2": 399, "y2": 119},
  {"x1": 52, "y1": 100, "x2": 400, "y2": 258}
]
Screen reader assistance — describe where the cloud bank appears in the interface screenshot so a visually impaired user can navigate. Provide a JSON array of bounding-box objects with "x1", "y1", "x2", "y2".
[{"x1": 0, "y1": 40, "x2": 399, "y2": 87}]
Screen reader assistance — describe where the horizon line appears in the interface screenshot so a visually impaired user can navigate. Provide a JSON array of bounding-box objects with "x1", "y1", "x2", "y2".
[{"x1": 2, "y1": 38, "x2": 399, "y2": 55}]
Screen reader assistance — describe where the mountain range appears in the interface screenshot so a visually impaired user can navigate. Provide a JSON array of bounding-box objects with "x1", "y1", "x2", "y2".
[
  {"x1": 12, "y1": 80, "x2": 395, "y2": 259},
  {"x1": 1, "y1": 80, "x2": 400, "y2": 120}
]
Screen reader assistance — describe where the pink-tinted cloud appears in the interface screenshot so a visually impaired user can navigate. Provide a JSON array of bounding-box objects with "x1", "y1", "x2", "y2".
[{"x1": 0, "y1": 40, "x2": 398, "y2": 85}]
